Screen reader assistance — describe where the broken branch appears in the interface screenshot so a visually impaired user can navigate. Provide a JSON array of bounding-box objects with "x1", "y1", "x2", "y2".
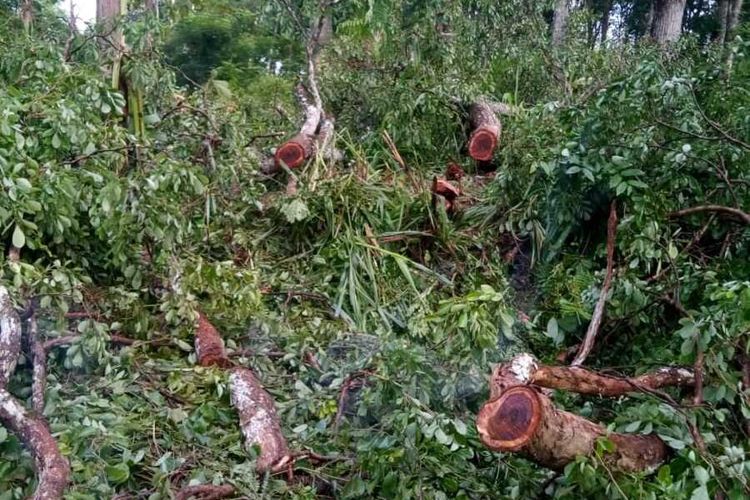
[
  {"x1": 0, "y1": 287, "x2": 70, "y2": 499},
  {"x1": 571, "y1": 200, "x2": 618, "y2": 366},
  {"x1": 230, "y1": 367, "x2": 290, "y2": 473},
  {"x1": 669, "y1": 205, "x2": 750, "y2": 225}
]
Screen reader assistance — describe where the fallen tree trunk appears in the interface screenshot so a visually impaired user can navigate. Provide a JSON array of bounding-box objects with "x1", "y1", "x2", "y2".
[
  {"x1": 476, "y1": 385, "x2": 668, "y2": 472},
  {"x1": 229, "y1": 367, "x2": 290, "y2": 473},
  {"x1": 0, "y1": 286, "x2": 70, "y2": 499},
  {"x1": 274, "y1": 87, "x2": 322, "y2": 170},
  {"x1": 467, "y1": 100, "x2": 502, "y2": 162},
  {"x1": 477, "y1": 353, "x2": 694, "y2": 472}
]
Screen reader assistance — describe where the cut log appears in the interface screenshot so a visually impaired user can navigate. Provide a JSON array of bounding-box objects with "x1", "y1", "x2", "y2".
[
  {"x1": 468, "y1": 101, "x2": 501, "y2": 162},
  {"x1": 274, "y1": 86, "x2": 322, "y2": 170},
  {"x1": 229, "y1": 367, "x2": 290, "y2": 472},
  {"x1": 476, "y1": 386, "x2": 668, "y2": 472},
  {"x1": 477, "y1": 353, "x2": 693, "y2": 472},
  {"x1": 194, "y1": 312, "x2": 231, "y2": 368}
]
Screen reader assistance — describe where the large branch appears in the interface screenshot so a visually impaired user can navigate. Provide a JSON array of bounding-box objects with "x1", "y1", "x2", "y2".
[
  {"x1": 476, "y1": 385, "x2": 668, "y2": 472},
  {"x1": 0, "y1": 287, "x2": 70, "y2": 499},
  {"x1": 194, "y1": 312, "x2": 290, "y2": 473},
  {"x1": 669, "y1": 205, "x2": 750, "y2": 225},
  {"x1": 571, "y1": 200, "x2": 617, "y2": 366},
  {"x1": 230, "y1": 367, "x2": 290, "y2": 472},
  {"x1": 491, "y1": 354, "x2": 694, "y2": 397},
  {"x1": 478, "y1": 353, "x2": 693, "y2": 472}
]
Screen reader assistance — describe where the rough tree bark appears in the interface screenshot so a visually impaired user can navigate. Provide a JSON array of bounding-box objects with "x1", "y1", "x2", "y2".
[
  {"x1": 194, "y1": 312, "x2": 231, "y2": 368},
  {"x1": 229, "y1": 368, "x2": 290, "y2": 473},
  {"x1": 552, "y1": 0, "x2": 570, "y2": 46},
  {"x1": 476, "y1": 354, "x2": 694, "y2": 472},
  {"x1": 193, "y1": 313, "x2": 290, "y2": 473},
  {"x1": 0, "y1": 287, "x2": 70, "y2": 499},
  {"x1": 651, "y1": 0, "x2": 687, "y2": 43},
  {"x1": 467, "y1": 100, "x2": 502, "y2": 162},
  {"x1": 20, "y1": 0, "x2": 33, "y2": 33},
  {"x1": 600, "y1": 1, "x2": 613, "y2": 45},
  {"x1": 717, "y1": 0, "x2": 744, "y2": 43}
]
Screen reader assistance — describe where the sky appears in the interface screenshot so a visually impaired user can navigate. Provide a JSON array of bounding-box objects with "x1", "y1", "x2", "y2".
[{"x1": 60, "y1": 0, "x2": 97, "y2": 29}]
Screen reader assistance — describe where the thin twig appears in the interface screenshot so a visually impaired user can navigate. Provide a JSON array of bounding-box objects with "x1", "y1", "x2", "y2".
[{"x1": 571, "y1": 200, "x2": 618, "y2": 366}]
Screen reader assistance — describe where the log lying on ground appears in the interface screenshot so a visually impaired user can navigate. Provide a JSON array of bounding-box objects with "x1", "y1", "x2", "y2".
[
  {"x1": 467, "y1": 100, "x2": 502, "y2": 162},
  {"x1": 0, "y1": 286, "x2": 70, "y2": 499},
  {"x1": 274, "y1": 86, "x2": 322, "y2": 170},
  {"x1": 194, "y1": 312, "x2": 231, "y2": 368},
  {"x1": 477, "y1": 353, "x2": 694, "y2": 472},
  {"x1": 229, "y1": 367, "x2": 290, "y2": 472},
  {"x1": 476, "y1": 386, "x2": 668, "y2": 472}
]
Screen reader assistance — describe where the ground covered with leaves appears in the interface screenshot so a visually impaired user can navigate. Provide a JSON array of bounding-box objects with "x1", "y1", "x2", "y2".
[{"x1": 0, "y1": 2, "x2": 749, "y2": 499}]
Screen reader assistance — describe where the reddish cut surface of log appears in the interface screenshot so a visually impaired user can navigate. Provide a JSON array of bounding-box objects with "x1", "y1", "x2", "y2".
[
  {"x1": 432, "y1": 178, "x2": 460, "y2": 201},
  {"x1": 468, "y1": 127, "x2": 499, "y2": 162},
  {"x1": 468, "y1": 101, "x2": 501, "y2": 162},
  {"x1": 477, "y1": 386, "x2": 541, "y2": 451},
  {"x1": 275, "y1": 141, "x2": 306, "y2": 169},
  {"x1": 195, "y1": 312, "x2": 231, "y2": 368}
]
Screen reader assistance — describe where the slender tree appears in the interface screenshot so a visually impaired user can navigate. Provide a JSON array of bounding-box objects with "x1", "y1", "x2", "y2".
[
  {"x1": 717, "y1": 0, "x2": 744, "y2": 43},
  {"x1": 651, "y1": 0, "x2": 687, "y2": 43},
  {"x1": 20, "y1": 0, "x2": 33, "y2": 33},
  {"x1": 552, "y1": 0, "x2": 570, "y2": 46}
]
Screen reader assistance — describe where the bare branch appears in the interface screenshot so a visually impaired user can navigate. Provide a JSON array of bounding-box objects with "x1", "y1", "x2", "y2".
[{"x1": 571, "y1": 201, "x2": 618, "y2": 366}]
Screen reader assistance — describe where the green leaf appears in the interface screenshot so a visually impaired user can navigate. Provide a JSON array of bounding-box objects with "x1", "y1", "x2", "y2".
[
  {"x1": 12, "y1": 224, "x2": 25, "y2": 248},
  {"x1": 693, "y1": 465, "x2": 709, "y2": 485},
  {"x1": 280, "y1": 199, "x2": 310, "y2": 223},
  {"x1": 105, "y1": 463, "x2": 130, "y2": 484}
]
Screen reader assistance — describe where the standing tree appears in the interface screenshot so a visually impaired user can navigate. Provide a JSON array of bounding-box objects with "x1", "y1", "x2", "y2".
[
  {"x1": 20, "y1": 0, "x2": 32, "y2": 33},
  {"x1": 717, "y1": 0, "x2": 744, "y2": 43},
  {"x1": 651, "y1": 0, "x2": 688, "y2": 42},
  {"x1": 552, "y1": 0, "x2": 570, "y2": 45}
]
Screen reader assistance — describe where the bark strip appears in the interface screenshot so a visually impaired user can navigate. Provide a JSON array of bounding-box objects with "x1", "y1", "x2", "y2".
[
  {"x1": 467, "y1": 100, "x2": 502, "y2": 162},
  {"x1": 229, "y1": 367, "x2": 290, "y2": 472}
]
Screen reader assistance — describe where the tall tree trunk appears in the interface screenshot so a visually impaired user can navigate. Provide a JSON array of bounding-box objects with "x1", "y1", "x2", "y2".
[
  {"x1": 552, "y1": 0, "x2": 570, "y2": 46},
  {"x1": 645, "y1": 0, "x2": 656, "y2": 37},
  {"x1": 600, "y1": 1, "x2": 613, "y2": 45},
  {"x1": 20, "y1": 0, "x2": 33, "y2": 34},
  {"x1": 145, "y1": 0, "x2": 159, "y2": 18},
  {"x1": 651, "y1": 0, "x2": 687, "y2": 43},
  {"x1": 717, "y1": 0, "x2": 730, "y2": 43},
  {"x1": 728, "y1": 0, "x2": 744, "y2": 38}
]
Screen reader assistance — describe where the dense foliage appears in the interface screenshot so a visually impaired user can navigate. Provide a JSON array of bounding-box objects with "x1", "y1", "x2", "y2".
[{"x1": 0, "y1": 0, "x2": 748, "y2": 498}]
